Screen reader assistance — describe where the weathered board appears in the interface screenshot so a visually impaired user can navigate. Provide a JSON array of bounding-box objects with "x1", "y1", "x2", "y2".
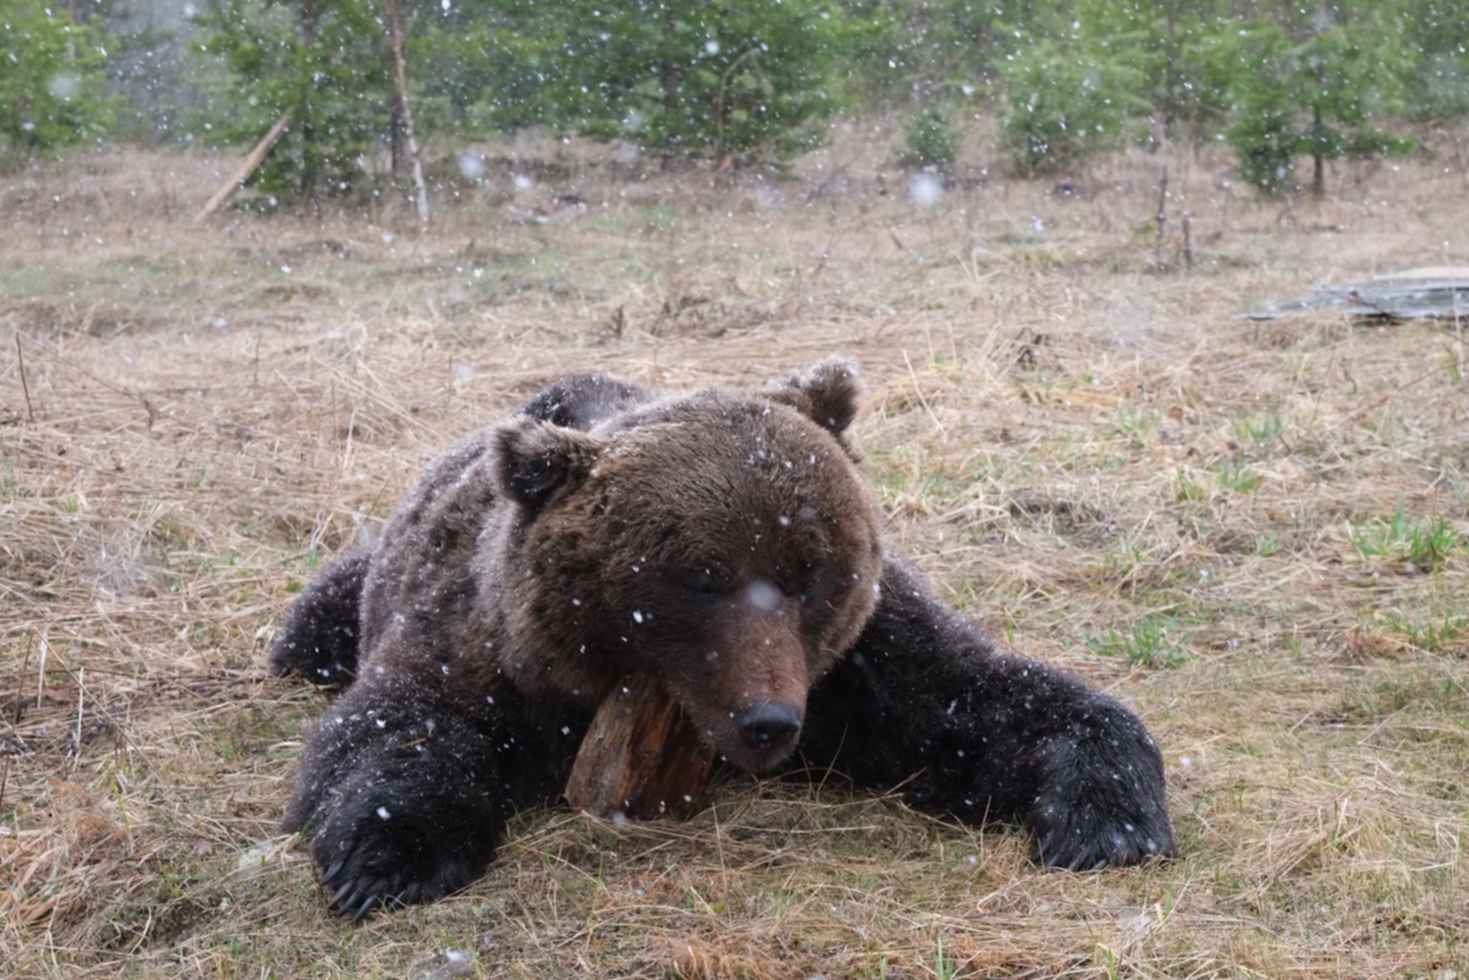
[{"x1": 1245, "y1": 267, "x2": 1469, "y2": 322}]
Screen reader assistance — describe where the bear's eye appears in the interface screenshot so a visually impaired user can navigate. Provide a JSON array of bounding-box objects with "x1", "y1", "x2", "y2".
[
  {"x1": 686, "y1": 566, "x2": 735, "y2": 596},
  {"x1": 781, "y1": 560, "x2": 827, "y2": 600}
]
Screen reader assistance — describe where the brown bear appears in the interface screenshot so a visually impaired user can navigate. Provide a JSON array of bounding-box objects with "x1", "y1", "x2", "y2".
[{"x1": 270, "y1": 359, "x2": 1173, "y2": 920}]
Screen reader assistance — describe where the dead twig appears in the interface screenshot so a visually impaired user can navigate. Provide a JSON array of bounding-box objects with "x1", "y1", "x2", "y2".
[
  {"x1": 25, "y1": 338, "x2": 158, "y2": 429},
  {"x1": 15, "y1": 334, "x2": 35, "y2": 423},
  {"x1": 1154, "y1": 166, "x2": 1168, "y2": 268}
]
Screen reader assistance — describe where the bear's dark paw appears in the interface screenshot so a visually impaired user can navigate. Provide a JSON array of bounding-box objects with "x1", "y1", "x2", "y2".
[
  {"x1": 309, "y1": 803, "x2": 488, "y2": 921},
  {"x1": 1026, "y1": 709, "x2": 1174, "y2": 871},
  {"x1": 1028, "y1": 793, "x2": 1173, "y2": 871}
]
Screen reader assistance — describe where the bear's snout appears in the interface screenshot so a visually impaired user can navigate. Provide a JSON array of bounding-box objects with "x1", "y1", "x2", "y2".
[{"x1": 736, "y1": 702, "x2": 803, "y2": 757}]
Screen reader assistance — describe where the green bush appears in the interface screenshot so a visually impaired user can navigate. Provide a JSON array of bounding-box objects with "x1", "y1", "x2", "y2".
[
  {"x1": 901, "y1": 107, "x2": 958, "y2": 171},
  {"x1": 0, "y1": 0, "x2": 113, "y2": 154},
  {"x1": 1410, "y1": 51, "x2": 1469, "y2": 122},
  {"x1": 997, "y1": 39, "x2": 1146, "y2": 175},
  {"x1": 533, "y1": 0, "x2": 859, "y2": 163},
  {"x1": 408, "y1": 19, "x2": 552, "y2": 136},
  {"x1": 1228, "y1": 105, "x2": 1298, "y2": 195}
]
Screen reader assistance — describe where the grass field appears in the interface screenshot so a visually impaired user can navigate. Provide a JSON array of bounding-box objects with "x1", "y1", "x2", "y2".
[{"x1": 2, "y1": 123, "x2": 1467, "y2": 978}]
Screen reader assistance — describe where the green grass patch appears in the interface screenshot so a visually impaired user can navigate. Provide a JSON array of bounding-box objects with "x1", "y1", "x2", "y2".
[
  {"x1": 1232, "y1": 410, "x2": 1285, "y2": 450},
  {"x1": 1349, "y1": 508, "x2": 1462, "y2": 572},
  {"x1": 1378, "y1": 608, "x2": 1468, "y2": 653},
  {"x1": 1085, "y1": 614, "x2": 1190, "y2": 668},
  {"x1": 1174, "y1": 467, "x2": 1206, "y2": 503},
  {"x1": 1215, "y1": 459, "x2": 1262, "y2": 494},
  {"x1": 1112, "y1": 407, "x2": 1158, "y2": 448}
]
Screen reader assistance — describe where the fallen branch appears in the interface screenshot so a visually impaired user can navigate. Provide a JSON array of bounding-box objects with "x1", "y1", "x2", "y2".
[{"x1": 193, "y1": 113, "x2": 291, "y2": 224}]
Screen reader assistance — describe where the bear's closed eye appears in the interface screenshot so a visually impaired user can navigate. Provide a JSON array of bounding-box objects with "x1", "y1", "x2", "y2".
[{"x1": 678, "y1": 565, "x2": 736, "y2": 596}]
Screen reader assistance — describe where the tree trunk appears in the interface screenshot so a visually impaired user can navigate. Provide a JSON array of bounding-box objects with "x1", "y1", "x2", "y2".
[
  {"x1": 1310, "y1": 0, "x2": 1332, "y2": 199},
  {"x1": 389, "y1": 95, "x2": 407, "y2": 179},
  {"x1": 658, "y1": 4, "x2": 680, "y2": 171},
  {"x1": 1311, "y1": 103, "x2": 1326, "y2": 198},
  {"x1": 1162, "y1": 0, "x2": 1178, "y2": 140},
  {"x1": 384, "y1": 0, "x2": 430, "y2": 225},
  {"x1": 299, "y1": 0, "x2": 320, "y2": 209},
  {"x1": 194, "y1": 113, "x2": 292, "y2": 223}
]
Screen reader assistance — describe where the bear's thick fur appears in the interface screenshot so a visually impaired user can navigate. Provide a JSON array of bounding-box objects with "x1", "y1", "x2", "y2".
[{"x1": 271, "y1": 360, "x2": 1173, "y2": 919}]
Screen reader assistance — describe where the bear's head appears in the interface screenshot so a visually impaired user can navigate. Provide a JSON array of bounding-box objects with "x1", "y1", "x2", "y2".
[{"x1": 487, "y1": 359, "x2": 882, "y2": 773}]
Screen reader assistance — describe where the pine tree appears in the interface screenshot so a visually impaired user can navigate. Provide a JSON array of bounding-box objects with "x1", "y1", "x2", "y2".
[
  {"x1": 1, "y1": 0, "x2": 114, "y2": 155},
  {"x1": 1203, "y1": 6, "x2": 1414, "y2": 197}
]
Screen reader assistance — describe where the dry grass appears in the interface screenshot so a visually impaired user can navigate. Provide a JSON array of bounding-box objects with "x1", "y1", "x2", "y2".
[{"x1": 2, "y1": 124, "x2": 1467, "y2": 978}]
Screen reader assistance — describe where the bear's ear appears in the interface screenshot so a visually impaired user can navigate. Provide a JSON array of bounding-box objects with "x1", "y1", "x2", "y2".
[
  {"x1": 764, "y1": 357, "x2": 861, "y2": 437},
  {"x1": 492, "y1": 417, "x2": 602, "y2": 514}
]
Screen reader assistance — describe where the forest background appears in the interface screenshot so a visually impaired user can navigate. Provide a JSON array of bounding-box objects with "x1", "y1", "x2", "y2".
[{"x1": 5, "y1": 0, "x2": 1466, "y2": 201}]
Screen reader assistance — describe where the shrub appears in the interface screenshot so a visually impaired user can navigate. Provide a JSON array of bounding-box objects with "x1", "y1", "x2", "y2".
[
  {"x1": 997, "y1": 39, "x2": 1145, "y2": 176},
  {"x1": 901, "y1": 107, "x2": 958, "y2": 171},
  {"x1": 534, "y1": 0, "x2": 858, "y2": 163}
]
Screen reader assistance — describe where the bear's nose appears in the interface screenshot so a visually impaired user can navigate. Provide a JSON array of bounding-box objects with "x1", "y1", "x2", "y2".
[{"x1": 736, "y1": 703, "x2": 803, "y2": 752}]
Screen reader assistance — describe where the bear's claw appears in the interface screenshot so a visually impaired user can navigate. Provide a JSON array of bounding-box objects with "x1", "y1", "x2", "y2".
[{"x1": 309, "y1": 803, "x2": 484, "y2": 921}]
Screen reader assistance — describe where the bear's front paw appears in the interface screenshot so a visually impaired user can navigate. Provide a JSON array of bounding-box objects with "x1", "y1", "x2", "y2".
[
  {"x1": 308, "y1": 797, "x2": 491, "y2": 921},
  {"x1": 1029, "y1": 788, "x2": 1173, "y2": 871},
  {"x1": 1027, "y1": 707, "x2": 1174, "y2": 871}
]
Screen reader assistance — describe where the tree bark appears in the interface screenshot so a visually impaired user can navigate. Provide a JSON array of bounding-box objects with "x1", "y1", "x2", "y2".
[
  {"x1": 298, "y1": 0, "x2": 320, "y2": 208},
  {"x1": 565, "y1": 675, "x2": 716, "y2": 820},
  {"x1": 389, "y1": 95, "x2": 407, "y2": 179},
  {"x1": 1162, "y1": 0, "x2": 1178, "y2": 140},
  {"x1": 658, "y1": 3, "x2": 680, "y2": 171},
  {"x1": 384, "y1": 0, "x2": 430, "y2": 225},
  {"x1": 1311, "y1": 102, "x2": 1326, "y2": 198}
]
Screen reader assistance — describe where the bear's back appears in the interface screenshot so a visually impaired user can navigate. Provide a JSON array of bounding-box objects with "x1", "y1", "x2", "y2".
[
  {"x1": 520, "y1": 374, "x2": 651, "y2": 431},
  {"x1": 352, "y1": 374, "x2": 652, "y2": 678}
]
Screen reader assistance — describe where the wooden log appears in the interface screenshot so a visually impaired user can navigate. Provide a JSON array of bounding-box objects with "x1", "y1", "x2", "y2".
[
  {"x1": 565, "y1": 675, "x2": 715, "y2": 820},
  {"x1": 193, "y1": 112, "x2": 291, "y2": 224}
]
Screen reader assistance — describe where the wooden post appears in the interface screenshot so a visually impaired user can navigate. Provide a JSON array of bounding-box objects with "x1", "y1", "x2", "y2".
[{"x1": 565, "y1": 676, "x2": 716, "y2": 820}]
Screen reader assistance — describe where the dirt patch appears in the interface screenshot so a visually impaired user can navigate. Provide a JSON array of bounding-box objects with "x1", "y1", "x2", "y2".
[{"x1": 2, "y1": 298, "x2": 165, "y2": 338}]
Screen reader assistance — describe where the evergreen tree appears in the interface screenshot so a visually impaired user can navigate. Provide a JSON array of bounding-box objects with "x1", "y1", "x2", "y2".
[
  {"x1": 901, "y1": 106, "x2": 959, "y2": 172},
  {"x1": 198, "y1": 0, "x2": 391, "y2": 201},
  {"x1": 529, "y1": 0, "x2": 859, "y2": 164},
  {"x1": 1204, "y1": 10, "x2": 1414, "y2": 196},
  {"x1": 1, "y1": 0, "x2": 114, "y2": 155},
  {"x1": 1393, "y1": 0, "x2": 1469, "y2": 121},
  {"x1": 997, "y1": 37, "x2": 1147, "y2": 175},
  {"x1": 1070, "y1": 0, "x2": 1232, "y2": 141}
]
